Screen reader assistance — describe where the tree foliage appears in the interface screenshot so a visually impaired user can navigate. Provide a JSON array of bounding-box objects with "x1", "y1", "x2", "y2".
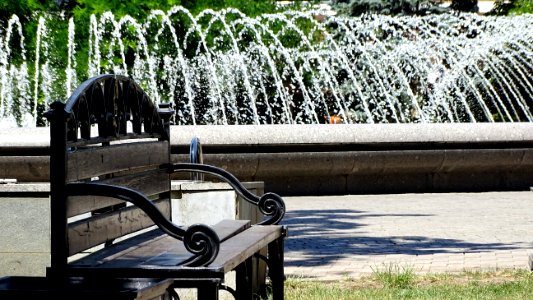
[
  {"x1": 66, "y1": 0, "x2": 282, "y2": 20},
  {"x1": 331, "y1": 0, "x2": 489, "y2": 16},
  {"x1": 0, "y1": 0, "x2": 311, "y2": 114},
  {"x1": 449, "y1": 0, "x2": 478, "y2": 12},
  {"x1": 490, "y1": 0, "x2": 533, "y2": 15},
  {"x1": 332, "y1": 0, "x2": 447, "y2": 16}
]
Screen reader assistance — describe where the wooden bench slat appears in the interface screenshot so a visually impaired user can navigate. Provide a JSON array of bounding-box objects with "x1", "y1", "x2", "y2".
[
  {"x1": 68, "y1": 199, "x2": 171, "y2": 255},
  {"x1": 74, "y1": 229, "x2": 194, "y2": 270},
  {"x1": 210, "y1": 219, "x2": 250, "y2": 242},
  {"x1": 67, "y1": 170, "x2": 170, "y2": 217},
  {"x1": 67, "y1": 196, "x2": 123, "y2": 219},
  {"x1": 67, "y1": 141, "x2": 169, "y2": 181},
  {"x1": 212, "y1": 225, "x2": 284, "y2": 272},
  {"x1": 66, "y1": 133, "x2": 164, "y2": 148},
  {"x1": 99, "y1": 169, "x2": 170, "y2": 196}
]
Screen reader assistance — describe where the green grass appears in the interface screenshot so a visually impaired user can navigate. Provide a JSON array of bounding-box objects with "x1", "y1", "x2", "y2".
[
  {"x1": 371, "y1": 263, "x2": 416, "y2": 289},
  {"x1": 281, "y1": 267, "x2": 533, "y2": 300}
]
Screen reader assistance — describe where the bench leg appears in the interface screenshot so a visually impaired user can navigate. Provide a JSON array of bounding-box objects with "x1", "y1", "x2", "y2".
[
  {"x1": 197, "y1": 280, "x2": 220, "y2": 300},
  {"x1": 235, "y1": 257, "x2": 253, "y2": 299},
  {"x1": 268, "y1": 236, "x2": 285, "y2": 300}
]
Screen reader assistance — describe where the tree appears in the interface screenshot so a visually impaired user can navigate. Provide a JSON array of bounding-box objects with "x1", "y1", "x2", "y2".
[
  {"x1": 449, "y1": 0, "x2": 478, "y2": 12},
  {"x1": 332, "y1": 0, "x2": 447, "y2": 16}
]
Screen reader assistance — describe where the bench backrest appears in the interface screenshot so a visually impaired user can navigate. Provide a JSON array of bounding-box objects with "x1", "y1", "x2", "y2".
[{"x1": 45, "y1": 74, "x2": 175, "y2": 277}]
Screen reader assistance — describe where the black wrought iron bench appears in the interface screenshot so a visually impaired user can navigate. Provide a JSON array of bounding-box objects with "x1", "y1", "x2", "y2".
[{"x1": 0, "y1": 74, "x2": 287, "y2": 300}]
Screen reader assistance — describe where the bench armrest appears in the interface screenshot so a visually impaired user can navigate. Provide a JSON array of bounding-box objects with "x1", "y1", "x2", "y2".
[
  {"x1": 65, "y1": 182, "x2": 220, "y2": 267},
  {"x1": 166, "y1": 163, "x2": 286, "y2": 225}
]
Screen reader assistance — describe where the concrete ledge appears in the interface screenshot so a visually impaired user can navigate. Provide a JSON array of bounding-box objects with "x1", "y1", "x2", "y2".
[
  {"x1": 170, "y1": 123, "x2": 533, "y2": 145},
  {"x1": 0, "y1": 254, "x2": 50, "y2": 277},
  {"x1": 3, "y1": 124, "x2": 533, "y2": 195},
  {"x1": 5, "y1": 123, "x2": 533, "y2": 147},
  {"x1": 168, "y1": 123, "x2": 533, "y2": 194}
]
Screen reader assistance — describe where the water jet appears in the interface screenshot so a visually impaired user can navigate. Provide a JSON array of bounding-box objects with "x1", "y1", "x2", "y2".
[{"x1": 0, "y1": 9, "x2": 531, "y2": 126}]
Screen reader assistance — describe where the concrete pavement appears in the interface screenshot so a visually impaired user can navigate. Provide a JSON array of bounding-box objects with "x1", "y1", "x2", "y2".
[{"x1": 281, "y1": 191, "x2": 533, "y2": 280}]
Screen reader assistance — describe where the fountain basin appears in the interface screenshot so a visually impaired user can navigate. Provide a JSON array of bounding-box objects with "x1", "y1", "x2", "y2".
[{"x1": 2, "y1": 123, "x2": 533, "y2": 195}]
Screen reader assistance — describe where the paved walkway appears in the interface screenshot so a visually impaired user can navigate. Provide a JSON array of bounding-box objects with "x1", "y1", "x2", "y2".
[{"x1": 280, "y1": 191, "x2": 533, "y2": 280}]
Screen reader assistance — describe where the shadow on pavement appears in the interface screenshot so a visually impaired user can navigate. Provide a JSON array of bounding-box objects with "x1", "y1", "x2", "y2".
[{"x1": 281, "y1": 209, "x2": 521, "y2": 267}]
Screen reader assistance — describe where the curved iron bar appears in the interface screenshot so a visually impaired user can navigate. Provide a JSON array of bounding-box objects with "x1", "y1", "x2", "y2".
[
  {"x1": 219, "y1": 284, "x2": 237, "y2": 299},
  {"x1": 167, "y1": 163, "x2": 286, "y2": 225},
  {"x1": 189, "y1": 137, "x2": 204, "y2": 181},
  {"x1": 66, "y1": 182, "x2": 220, "y2": 267},
  {"x1": 50, "y1": 74, "x2": 169, "y2": 142}
]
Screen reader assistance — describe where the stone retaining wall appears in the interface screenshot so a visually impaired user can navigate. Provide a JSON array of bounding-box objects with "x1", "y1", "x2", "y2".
[{"x1": 3, "y1": 123, "x2": 533, "y2": 195}]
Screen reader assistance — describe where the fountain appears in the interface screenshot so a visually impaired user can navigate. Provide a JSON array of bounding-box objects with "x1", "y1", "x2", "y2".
[
  {"x1": 1, "y1": 8, "x2": 533, "y2": 195},
  {"x1": 0, "y1": 8, "x2": 532, "y2": 127}
]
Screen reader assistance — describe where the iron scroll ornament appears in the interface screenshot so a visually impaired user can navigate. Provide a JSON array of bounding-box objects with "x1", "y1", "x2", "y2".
[
  {"x1": 167, "y1": 163, "x2": 286, "y2": 225},
  {"x1": 65, "y1": 182, "x2": 220, "y2": 267}
]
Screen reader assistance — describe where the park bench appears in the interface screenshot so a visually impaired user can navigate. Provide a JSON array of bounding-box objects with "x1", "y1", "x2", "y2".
[{"x1": 0, "y1": 74, "x2": 287, "y2": 299}]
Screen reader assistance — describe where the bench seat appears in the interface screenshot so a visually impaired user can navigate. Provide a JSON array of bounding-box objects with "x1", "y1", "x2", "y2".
[{"x1": 64, "y1": 221, "x2": 284, "y2": 280}]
